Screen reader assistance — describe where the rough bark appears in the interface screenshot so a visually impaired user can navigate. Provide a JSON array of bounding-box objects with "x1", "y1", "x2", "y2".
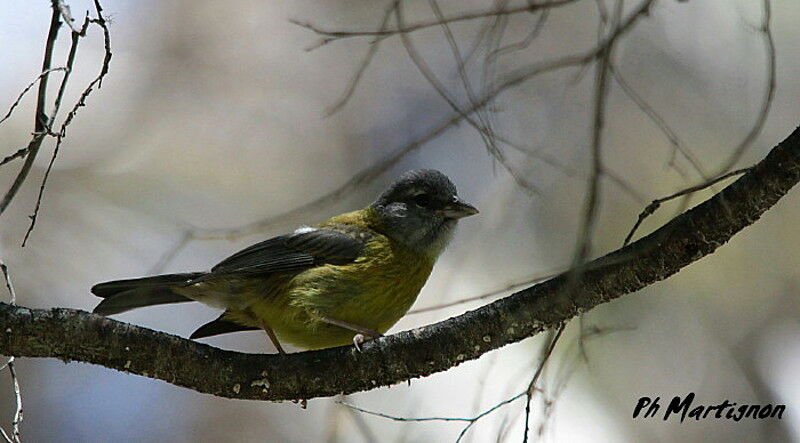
[{"x1": 1, "y1": 125, "x2": 799, "y2": 401}]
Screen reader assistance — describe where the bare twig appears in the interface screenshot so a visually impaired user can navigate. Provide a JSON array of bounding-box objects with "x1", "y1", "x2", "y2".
[
  {"x1": 522, "y1": 323, "x2": 564, "y2": 443},
  {"x1": 395, "y1": 1, "x2": 541, "y2": 194},
  {"x1": 609, "y1": 64, "x2": 709, "y2": 180},
  {"x1": 338, "y1": 398, "x2": 379, "y2": 443},
  {"x1": 22, "y1": 0, "x2": 112, "y2": 246},
  {"x1": 534, "y1": 323, "x2": 633, "y2": 438},
  {"x1": 292, "y1": 0, "x2": 576, "y2": 44},
  {"x1": 338, "y1": 367, "x2": 548, "y2": 443},
  {"x1": 0, "y1": 149, "x2": 28, "y2": 169},
  {"x1": 322, "y1": 0, "x2": 398, "y2": 115},
  {"x1": 6, "y1": 364, "x2": 22, "y2": 443},
  {"x1": 428, "y1": 0, "x2": 540, "y2": 198},
  {"x1": 490, "y1": 7, "x2": 550, "y2": 60},
  {"x1": 190, "y1": 111, "x2": 470, "y2": 241},
  {"x1": 457, "y1": 0, "x2": 513, "y2": 73},
  {"x1": 408, "y1": 269, "x2": 562, "y2": 315},
  {"x1": 0, "y1": 3, "x2": 62, "y2": 215},
  {"x1": 623, "y1": 167, "x2": 751, "y2": 246},
  {"x1": 0, "y1": 67, "x2": 68, "y2": 127},
  {"x1": 0, "y1": 263, "x2": 21, "y2": 443},
  {"x1": 148, "y1": 230, "x2": 192, "y2": 274},
  {"x1": 571, "y1": 31, "x2": 612, "y2": 268},
  {"x1": 338, "y1": 401, "x2": 474, "y2": 423},
  {"x1": 716, "y1": 0, "x2": 775, "y2": 174},
  {"x1": 0, "y1": 263, "x2": 16, "y2": 305}
]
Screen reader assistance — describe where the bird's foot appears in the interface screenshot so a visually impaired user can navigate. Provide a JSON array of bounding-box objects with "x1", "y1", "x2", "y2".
[
  {"x1": 352, "y1": 332, "x2": 384, "y2": 352},
  {"x1": 353, "y1": 333, "x2": 366, "y2": 352}
]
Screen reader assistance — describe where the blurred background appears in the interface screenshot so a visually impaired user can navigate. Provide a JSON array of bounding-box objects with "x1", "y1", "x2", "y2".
[{"x1": 1, "y1": 0, "x2": 800, "y2": 441}]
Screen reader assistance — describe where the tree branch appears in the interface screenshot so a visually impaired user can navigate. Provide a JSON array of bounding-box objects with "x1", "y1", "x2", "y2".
[
  {"x1": 1, "y1": 125, "x2": 799, "y2": 402},
  {"x1": 0, "y1": 3, "x2": 62, "y2": 215}
]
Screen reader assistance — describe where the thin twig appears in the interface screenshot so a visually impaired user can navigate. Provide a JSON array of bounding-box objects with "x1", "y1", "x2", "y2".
[
  {"x1": 6, "y1": 363, "x2": 22, "y2": 443},
  {"x1": 0, "y1": 3, "x2": 62, "y2": 215},
  {"x1": 338, "y1": 385, "x2": 530, "y2": 443},
  {"x1": 322, "y1": 0, "x2": 398, "y2": 116},
  {"x1": 715, "y1": 0, "x2": 775, "y2": 174},
  {"x1": 571, "y1": 0, "x2": 622, "y2": 269},
  {"x1": 396, "y1": 1, "x2": 540, "y2": 194},
  {"x1": 0, "y1": 262, "x2": 20, "y2": 443},
  {"x1": 490, "y1": 6, "x2": 550, "y2": 60},
  {"x1": 0, "y1": 263, "x2": 16, "y2": 305},
  {"x1": 337, "y1": 396, "x2": 379, "y2": 443},
  {"x1": 22, "y1": 0, "x2": 112, "y2": 246},
  {"x1": 0, "y1": 149, "x2": 28, "y2": 169},
  {"x1": 292, "y1": 0, "x2": 575, "y2": 43},
  {"x1": 338, "y1": 401, "x2": 472, "y2": 423},
  {"x1": 189, "y1": 108, "x2": 471, "y2": 241},
  {"x1": 458, "y1": 0, "x2": 513, "y2": 74},
  {"x1": 522, "y1": 323, "x2": 565, "y2": 443},
  {"x1": 623, "y1": 167, "x2": 751, "y2": 246},
  {"x1": 148, "y1": 230, "x2": 192, "y2": 274},
  {"x1": 609, "y1": 64, "x2": 709, "y2": 181},
  {"x1": 408, "y1": 269, "x2": 562, "y2": 315},
  {"x1": 0, "y1": 67, "x2": 68, "y2": 126}
]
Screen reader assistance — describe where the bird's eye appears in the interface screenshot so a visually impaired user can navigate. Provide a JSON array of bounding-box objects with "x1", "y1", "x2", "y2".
[{"x1": 413, "y1": 193, "x2": 431, "y2": 207}]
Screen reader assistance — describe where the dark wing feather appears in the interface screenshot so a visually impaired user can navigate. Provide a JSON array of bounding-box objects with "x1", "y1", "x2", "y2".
[
  {"x1": 209, "y1": 227, "x2": 368, "y2": 276},
  {"x1": 285, "y1": 228, "x2": 365, "y2": 265},
  {"x1": 190, "y1": 313, "x2": 259, "y2": 339}
]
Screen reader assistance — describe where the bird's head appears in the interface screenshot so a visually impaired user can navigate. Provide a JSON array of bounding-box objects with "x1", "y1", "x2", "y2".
[{"x1": 371, "y1": 169, "x2": 478, "y2": 256}]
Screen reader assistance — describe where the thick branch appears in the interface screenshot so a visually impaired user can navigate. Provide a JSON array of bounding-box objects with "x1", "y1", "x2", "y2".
[{"x1": 1, "y1": 126, "x2": 799, "y2": 401}]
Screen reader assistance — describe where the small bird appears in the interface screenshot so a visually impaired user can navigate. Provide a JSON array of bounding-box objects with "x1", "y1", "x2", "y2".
[{"x1": 92, "y1": 170, "x2": 478, "y2": 353}]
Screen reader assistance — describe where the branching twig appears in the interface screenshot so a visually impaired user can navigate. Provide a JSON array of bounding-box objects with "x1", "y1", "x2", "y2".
[
  {"x1": 0, "y1": 263, "x2": 21, "y2": 443},
  {"x1": 0, "y1": 67, "x2": 68, "y2": 127},
  {"x1": 22, "y1": 0, "x2": 113, "y2": 246},
  {"x1": 522, "y1": 323, "x2": 564, "y2": 443},
  {"x1": 342, "y1": 324, "x2": 565, "y2": 442},
  {"x1": 609, "y1": 64, "x2": 709, "y2": 181},
  {"x1": 322, "y1": 0, "x2": 398, "y2": 115},
  {"x1": 292, "y1": 0, "x2": 576, "y2": 45},
  {"x1": 623, "y1": 167, "x2": 751, "y2": 246},
  {"x1": 0, "y1": 3, "x2": 62, "y2": 215},
  {"x1": 0, "y1": 149, "x2": 28, "y2": 169},
  {"x1": 571, "y1": 26, "x2": 613, "y2": 269},
  {"x1": 408, "y1": 269, "x2": 562, "y2": 315},
  {"x1": 715, "y1": 0, "x2": 775, "y2": 174},
  {"x1": 395, "y1": 0, "x2": 540, "y2": 195}
]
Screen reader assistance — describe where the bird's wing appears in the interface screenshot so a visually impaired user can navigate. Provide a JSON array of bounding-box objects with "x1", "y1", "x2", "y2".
[{"x1": 209, "y1": 226, "x2": 369, "y2": 275}]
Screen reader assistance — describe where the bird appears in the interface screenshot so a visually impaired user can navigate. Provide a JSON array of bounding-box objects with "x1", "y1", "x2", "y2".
[{"x1": 91, "y1": 169, "x2": 478, "y2": 353}]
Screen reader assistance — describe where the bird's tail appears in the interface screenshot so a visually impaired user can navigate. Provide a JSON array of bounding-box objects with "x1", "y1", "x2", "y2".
[{"x1": 91, "y1": 273, "x2": 204, "y2": 315}]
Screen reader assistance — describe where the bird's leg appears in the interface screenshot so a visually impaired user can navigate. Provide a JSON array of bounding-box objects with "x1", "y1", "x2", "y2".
[
  {"x1": 261, "y1": 322, "x2": 286, "y2": 355},
  {"x1": 317, "y1": 315, "x2": 383, "y2": 338},
  {"x1": 310, "y1": 312, "x2": 383, "y2": 351}
]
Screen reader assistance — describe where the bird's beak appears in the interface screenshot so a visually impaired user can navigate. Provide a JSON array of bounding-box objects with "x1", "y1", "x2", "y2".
[{"x1": 440, "y1": 196, "x2": 479, "y2": 219}]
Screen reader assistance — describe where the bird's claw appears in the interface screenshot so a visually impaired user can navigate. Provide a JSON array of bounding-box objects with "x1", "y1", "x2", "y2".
[
  {"x1": 352, "y1": 332, "x2": 384, "y2": 352},
  {"x1": 353, "y1": 333, "x2": 366, "y2": 352}
]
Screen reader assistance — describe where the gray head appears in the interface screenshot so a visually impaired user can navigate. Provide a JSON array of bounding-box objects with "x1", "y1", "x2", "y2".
[{"x1": 371, "y1": 169, "x2": 478, "y2": 255}]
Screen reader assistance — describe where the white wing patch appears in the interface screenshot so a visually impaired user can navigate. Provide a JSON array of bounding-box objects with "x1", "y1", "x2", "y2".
[{"x1": 293, "y1": 225, "x2": 317, "y2": 235}]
